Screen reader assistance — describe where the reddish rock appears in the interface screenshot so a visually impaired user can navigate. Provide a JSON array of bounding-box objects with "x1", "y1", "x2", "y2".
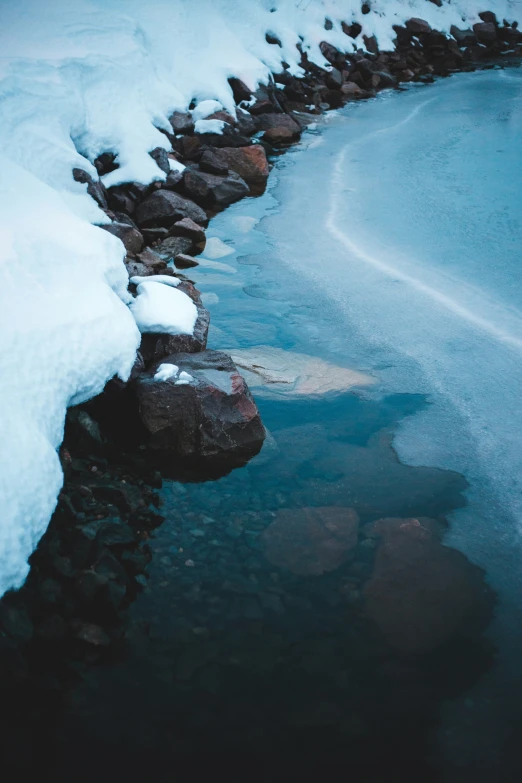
[
  {"x1": 218, "y1": 145, "x2": 269, "y2": 191},
  {"x1": 261, "y1": 507, "x2": 359, "y2": 576},
  {"x1": 134, "y1": 350, "x2": 265, "y2": 459},
  {"x1": 341, "y1": 81, "x2": 365, "y2": 98},
  {"x1": 169, "y1": 111, "x2": 195, "y2": 135},
  {"x1": 364, "y1": 517, "x2": 486, "y2": 652},
  {"x1": 255, "y1": 113, "x2": 301, "y2": 144}
]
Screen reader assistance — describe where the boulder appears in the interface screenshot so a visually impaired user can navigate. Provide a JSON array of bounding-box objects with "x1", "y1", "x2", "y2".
[
  {"x1": 183, "y1": 167, "x2": 249, "y2": 209},
  {"x1": 450, "y1": 26, "x2": 476, "y2": 45},
  {"x1": 342, "y1": 21, "x2": 362, "y2": 38},
  {"x1": 134, "y1": 350, "x2": 265, "y2": 459},
  {"x1": 217, "y1": 145, "x2": 269, "y2": 191},
  {"x1": 153, "y1": 235, "x2": 193, "y2": 262},
  {"x1": 340, "y1": 81, "x2": 365, "y2": 98},
  {"x1": 169, "y1": 111, "x2": 195, "y2": 135},
  {"x1": 200, "y1": 149, "x2": 229, "y2": 175},
  {"x1": 149, "y1": 147, "x2": 170, "y2": 175},
  {"x1": 228, "y1": 77, "x2": 253, "y2": 103},
  {"x1": 255, "y1": 113, "x2": 302, "y2": 145},
  {"x1": 175, "y1": 253, "x2": 199, "y2": 269},
  {"x1": 478, "y1": 11, "x2": 497, "y2": 25},
  {"x1": 72, "y1": 168, "x2": 108, "y2": 210},
  {"x1": 473, "y1": 21, "x2": 498, "y2": 44},
  {"x1": 139, "y1": 281, "x2": 210, "y2": 362},
  {"x1": 135, "y1": 189, "x2": 208, "y2": 229},
  {"x1": 364, "y1": 517, "x2": 486, "y2": 652},
  {"x1": 405, "y1": 18, "x2": 432, "y2": 35},
  {"x1": 261, "y1": 507, "x2": 359, "y2": 576},
  {"x1": 100, "y1": 221, "x2": 144, "y2": 255},
  {"x1": 168, "y1": 217, "x2": 206, "y2": 252}
]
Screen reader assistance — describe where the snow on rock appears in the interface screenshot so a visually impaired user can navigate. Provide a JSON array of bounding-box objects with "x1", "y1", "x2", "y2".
[
  {"x1": 192, "y1": 100, "x2": 224, "y2": 122},
  {"x1": 194, "y1": 119, "x2": 227, "y2": 135},
  {"x1": 130, "y1": 280, "x2": 198, "y2": 336},
  {"x1": 129, "y1": 274, "x2": 181, "y2": 287},
  {"x1": 0, "y1": 0, "x2": 518, "y2": 594},
  {"x1": 154, "y1": 363, "x2": 179, "y2": 381}
]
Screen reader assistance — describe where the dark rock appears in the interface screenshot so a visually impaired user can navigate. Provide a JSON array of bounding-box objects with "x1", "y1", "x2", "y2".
[
  {"x1": 149, "y1": 147, "x2": 170, "y2": 175},
  {"x1": 169, "y1": 111, "x2": 195, "y2": 135},
  {"x1": 473, "y1": 22, "x2": 498, "y2": 44},
  {"x1": 66, "y1": 409, "x2": 104, "y2": 454},
  {"x1": 449, "y1": 26, "x2": 476, "y2": 45},
  {"x1": 406, "y1": 18, "x2": 432, "y2": 35},
  {"x1": 324, "y1": 18, "x2": 333, "y2": 31},
  {"x1": 134, "y1": 350, "x2": 265, "y2": 458},
  {"x1": 176, "y1": 135, "x2": 202, "y2": 160},
  {"x1": 96, "y1": 519, "x2": 136, "y2": 547},
  {"x1": 139, "y1": 281, "x2": 210, "y2": 361},
  {"x1": 320, "y1": 41, "x2": 345, "y2": 67},
  {"x1": 364, "y1": 517, "x2": 486, "y2": 652},
  {"x1": 266, "y1": 31, "x2": 282, "y2": 46},
  {"x1": 183, "y1": 168, "x2": 249, "y2": 209},
  {"x1": 175, "y1": 253, "x2": 199, "y2": 269},
  {"x1": 72, "y1": 168, "x2": 108, "y2": 210},
  {"x1": 135, "y1": 247, "x2": 169, "y2": 272},
  {"x1": 106, "y1": 185, "x2": 136, "y2": 215},
  {"x1": 100, "y1": 221, "x2": 144, "y2": 254},
  {"x1": 261, "y1": 507, "x2": 359, "y2": 576},
  {"x1": 341, "y1": 81, "x2": 365, "y2": 98},
  {"x1": 342, "y1": 21, "x2": 362, "y2": 38},
  {"x1": 326, "y1": 66, "x2": 343, "y2": 89},
  {"x1": 363, "y1": 34, "x2": 379, "y2": 55},
  {"x1": 135, "y1": 190, "x2": 208, "y2": 229},
  {"x1": 361, "y1": 2, "x2": 371, "y2": 14},
  {"x1": 72, "y1": 621, "x2": 110, "y2": 646},
  {"x1": 372, "y1": 70, "x2": 397, "y2": 89},
  {"x1": 168, "y1": 217, "x2": 206, "y2": 251},
  {"x1": 216, "y1": 145, "x2": 269, "y2": 191},
  {"x1": 236, "y1": 110, "x2": 257, "y2": 137},
  {"x1": 141, "y1": 227, "x2": 169, "y2": 245},
  {"x1": 256, "y1": 113, "x2": 301, "y2": 145},
  {"x1": 478, "y1": 11, "x2": 497, "y2": 25},
  {"x1": 153, "y1": 236, "x2": 193, "y2": 262},
  {"x1": 228, "y1": 77, "x2": 253, "y2": 104},
  {"x1": 162, "y1": 169, "x2": 184, "y2": 190},
  {"x1": 94, "y1": 152, "x2": 118, "y2": 176},
  {"x1": 200, "y1": 149, "x2": 229, "y2": 175}
]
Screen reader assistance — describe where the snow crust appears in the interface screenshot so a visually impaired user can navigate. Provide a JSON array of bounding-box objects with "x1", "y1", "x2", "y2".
[
  {"x1": 0, "y1": 0, "x2": 518, "y2": 594},
  {"x1": 130, "y1": 281, "x2": 198, "y2": 335}
]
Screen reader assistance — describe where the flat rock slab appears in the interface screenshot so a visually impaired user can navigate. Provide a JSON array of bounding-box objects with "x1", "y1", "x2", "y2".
[
  {"x1": 364, "y1": 517, "x2": 487, "y2": 652},
  {"x1": 134, "y1": 350, "x2": 265, "y2": 459},
  {"x1": 261, "y1": 507, "x2": 359, "y2": 576},
  {"x1": 225, "y1": 345, "x2": 374, "y2": 397}
]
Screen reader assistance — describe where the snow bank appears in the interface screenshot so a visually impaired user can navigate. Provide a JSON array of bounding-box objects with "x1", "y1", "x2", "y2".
[{"x1": 0, "y1": 0, "x2": 518, "y2": 595}]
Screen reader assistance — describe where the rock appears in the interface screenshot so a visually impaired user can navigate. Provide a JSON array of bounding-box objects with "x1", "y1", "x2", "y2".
[
  {"x1": 106, "y1": 185, "x2": 137, "y2": 215},
  {"x1": 340, "y1": 81, "x2": 365, "y2": 98},
  {"x1": 175, "y1": 253, "x2": 199, "y2": 269},
  {"x1": 228, "y1": 77, "x2": 253, "y2": 103},
  {"x1": 224, "y1": 346, "x2": 374, "y2": 397},
  {"x1": 100, "y1": 220, "x2": 144, "y2": 254},
  {"x1": 363, "y1": 34, "x2": 379, "y2": 55},
  {"x1": 135, "y1": 190, "x2": 208, "y2": 229},
  {"x1": 183, "y1": 168, "x2": 249, "y2": 209},
  {"x1": 162, "y1": 169, "x2": 184, "y2": 190},
  {"x1": 200, "y1": 149, "x2": 229, "y2": 175},
  {"x1": 405, "y1": 18, "x2": 432, "y2": 35},
  {"x1": 141, "y1": 227, "x2": 169, "y2": 245},
  {"x1": 135, "y1": 247, "x2": 168, "y2": 272},
  {"x1": 168, "y1": 217, "x2": 206, "y2": 252},
  {"x1": 256, "y1": 113, "x2": 301, "y2": 145},
  {"x1": 72, "y1": 621, "x2": 110, "y2": 646},
  {"x1": 217, "y1": 145, "x2": 269, "y2": 192},
  {"x1": 139, "y1": 281, "x2": 210, "y2": 361},
  {"x1": 473, "y1": 22, "x2": 498, "y2": 44},
  {"x1": 72, "y1": 168, "x2": 108, "y2": 210},
  {"x1": 94, "y1": 152, "x2": 118, "y2": 176},
  {"x1": 149, "y1": 147, "x2": 170, "y2": 175},
  {"x1": 478, "y1": 11, "x2": 497, "y2": 25},
  {"x1": 261, "y1": 507, "x2": 359, "y2": 576},
  {"x1": 153, "y1": 235, "x2": 193, "y2": 262},
  {"x1": 342, "y1": 21, "x2": 362, "y2": 38},
  {"x1": 169, "y1": 111, "x2": 195, "y2": 135},
  {"x1": 364, "y1": 517, "x2": 486, "y2": 652},
  {"x1": 372, "y1": 71, "x2": 396, "y2": 89},
  {"x1": 134, "y1": 350, "x2": 265, "y2": 459},
  {"x1": 66, "y1": 409, "x2": 104, "y2": 453},
  {"x1": 95, "y1": 519, "x2": 136, "y2": 547}
]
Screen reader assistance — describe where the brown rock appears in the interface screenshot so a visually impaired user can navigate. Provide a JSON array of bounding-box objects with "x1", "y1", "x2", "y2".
[
  {"x1": 135, "y1": 189, "x2": 208, "y2": 229},
  {"x1": 341, "y1": 81, "x2": 365, "y2": 97},
  {"x1": 169, "y1": 111, "x2": 195, "y2": 135},
  {"x1": 364, "y1": 517, "x2": 486, "y2": 652},
  {"x1": 134, "y1": 350, "x2": 265, "y2": 459},
  {"x1": 183, "y1": 167, "x2": 249, "y2": 208},
  {"x1": 168, "y1": 217, "x2": 206, "y2": 252},
  {"x1": 218, "y1": 145, "x2": 269, "y2": 191},
  {"x1": 405, "y1": 18, "x2": 432, "y2": 35},
  {"x1": 100, "y1": 221, "x2": 144, "y2": 254},
  {"x1": 261, "y1": 507, "x2": 359, "y2": 576},
  {"x1": 139, "y1": 281, "x2": 209, "y2": 361},
  {"x1": 175, "y1": 253, "x2": 199, "y2": 269}
]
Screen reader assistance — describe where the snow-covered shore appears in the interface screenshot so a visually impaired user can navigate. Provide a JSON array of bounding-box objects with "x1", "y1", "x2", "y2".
[{"x1": 0, "y1": 0, "x2": 519, "y2": 596}]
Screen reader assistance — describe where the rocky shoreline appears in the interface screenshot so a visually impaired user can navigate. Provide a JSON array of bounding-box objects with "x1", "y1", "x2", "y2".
[{"x1": 0, "y1": 9, "x2": 519, "y2": 693}]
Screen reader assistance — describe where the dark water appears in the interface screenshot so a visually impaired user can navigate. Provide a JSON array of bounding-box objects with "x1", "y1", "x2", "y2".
[{"x1": 6, "y1": 73, "x2": 522, "y2": 781}]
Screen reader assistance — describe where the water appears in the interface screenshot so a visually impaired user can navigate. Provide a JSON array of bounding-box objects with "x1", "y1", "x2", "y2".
[{"x1": 18, "y1": 69, "x2": 522, "y2": 780}]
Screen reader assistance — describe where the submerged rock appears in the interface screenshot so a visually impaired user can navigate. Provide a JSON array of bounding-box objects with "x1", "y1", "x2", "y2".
[
  {"x1": 225, "y1": 345, "x2": 374, "y2": 397},
  {"x1": 364, "y1": 517, "x2": 487, "y2": 652},
  {"x1": 261, "y1": 507, "x2": 359, "y2": 575}
]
